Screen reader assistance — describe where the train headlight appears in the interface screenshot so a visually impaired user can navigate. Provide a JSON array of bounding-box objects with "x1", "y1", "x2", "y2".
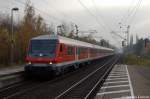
[
  {"x1": 49, "y1": 62, "x2": 52, "y2": 64},
  {"x1": 28, "y1": 62, "x2": 31, "y2": 65}
]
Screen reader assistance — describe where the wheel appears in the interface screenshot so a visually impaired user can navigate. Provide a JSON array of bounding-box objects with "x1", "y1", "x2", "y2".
[
  {"x1": 74, "y1": 64, "x2": 79, "y2": 69},
  {"x1": 54, "y1": 67, "x2": 61, "y2": 76},
  {"x1": 61, "y1": 68, "x2": 65, "y2": 75}
]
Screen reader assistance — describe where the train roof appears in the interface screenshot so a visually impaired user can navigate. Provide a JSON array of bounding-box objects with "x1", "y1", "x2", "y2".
[{"x1": 31, "y1": 34, "x2": 114, "y2": 51}]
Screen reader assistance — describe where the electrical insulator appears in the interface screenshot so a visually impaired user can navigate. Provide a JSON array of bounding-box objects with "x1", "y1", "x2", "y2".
[{"x1": 122, "y1": 41, "x2": 125, "y2": 47}]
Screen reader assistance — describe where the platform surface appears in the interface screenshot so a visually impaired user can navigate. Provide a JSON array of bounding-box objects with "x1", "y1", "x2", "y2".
[
  {"x1": 0, "y1": 66, "x2": 23, "y2": 77},
  {"x1": 95, "y1": 64, "x2": 150, "y2": 99}
]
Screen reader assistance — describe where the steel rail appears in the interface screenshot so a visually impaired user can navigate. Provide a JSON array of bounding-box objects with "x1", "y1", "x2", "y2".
[
  {"x1": 3, "y1": 56, "x2": 114, "y2": 99},
  {"x1": 54, "y1": 56, "x2": 117, "y2": 99},
  {"x1": 84, "y1": 56, "x2": 119, "y2": 99}
]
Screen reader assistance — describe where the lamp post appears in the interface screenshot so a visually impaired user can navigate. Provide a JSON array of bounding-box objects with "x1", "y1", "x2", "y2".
[{"x1": 10, "y1": 7, "x2": 19, "y2": 65}]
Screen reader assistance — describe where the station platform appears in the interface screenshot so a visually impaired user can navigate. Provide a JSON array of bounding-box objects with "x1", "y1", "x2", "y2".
[
  {"x1": 0, "y1": 65, "x2": 24, "y2": 77},
  {"x1": 95, "y1": 64, "x2": 150, "y2": 99},
  {"x1": 0, "y1": 65, "x2": 24, "y2": 88}
]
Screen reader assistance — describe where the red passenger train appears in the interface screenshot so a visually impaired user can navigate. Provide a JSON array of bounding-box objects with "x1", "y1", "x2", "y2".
[{"x1": 25, "y1": 34, "x2": 114, "y2": 76}]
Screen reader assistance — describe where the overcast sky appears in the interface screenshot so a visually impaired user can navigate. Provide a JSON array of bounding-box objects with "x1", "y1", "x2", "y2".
[{"x1": 0, "y1": 0, "x2": 150, "y2": 48}]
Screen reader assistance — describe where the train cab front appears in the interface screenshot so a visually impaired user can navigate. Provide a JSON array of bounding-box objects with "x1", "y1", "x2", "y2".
[{"x1": 25, "y1": 38, "x2": 58, "y2": 76}]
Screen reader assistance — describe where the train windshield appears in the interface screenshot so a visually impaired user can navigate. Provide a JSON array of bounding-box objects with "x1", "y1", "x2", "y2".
[{"x1": 29, "y1": 39, "x2": 58, "y2": 57}]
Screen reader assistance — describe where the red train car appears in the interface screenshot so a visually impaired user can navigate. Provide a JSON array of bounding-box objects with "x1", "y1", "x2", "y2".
[{"x1": 25, "y1": 34, "x2": 114, "y2": 76}]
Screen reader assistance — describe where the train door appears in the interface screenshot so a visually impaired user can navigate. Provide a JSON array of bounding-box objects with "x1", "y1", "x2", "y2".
[
  {"x1": 88, "y1": 48, "x2": 90, "y2": 58},
  {"x1": 58, "y1": 43, "x2": 64, "y2": 62},
  {"x1": 75, "y1": 46, "x2": 78, "y2": 61}
]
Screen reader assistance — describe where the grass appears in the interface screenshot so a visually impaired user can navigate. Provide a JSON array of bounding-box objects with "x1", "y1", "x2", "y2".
[{"x1": 123, "y1": 54, "x2": 150, "y2": 66}]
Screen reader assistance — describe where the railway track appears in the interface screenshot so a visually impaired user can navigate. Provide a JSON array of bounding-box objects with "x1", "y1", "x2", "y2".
[
  {"x1": 55, "y1": 56, "x2": 119, "y2": 99},
  {"x1": 0, "y1": 56, "x2": 118, "y2": 99}
]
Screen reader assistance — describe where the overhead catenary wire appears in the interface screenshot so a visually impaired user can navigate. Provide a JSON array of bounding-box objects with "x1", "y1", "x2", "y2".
[
  {"x1": 122, "y1": 0, "x2": 143, "y2": 25},
  {"x1": 127, "y1": 0, "x2": 143, "y2": 25},
  {"x1": 14, "y1": 0, "x2": 121, "y2": 47},
  {"x1": 17, "y1": 0, "x2": 108, "y2": 34},
  {"x1": 101, "y1": 0, "x2": 138, "y2": 45},
  {"x1": 120, "y1": 0, "x2": 143, "y2": 44},
  {"x1": 42, "y1": 0, "x2": 73, "y2": 23},
  {"x1": 77, "y1": 0, "x2": 122, "y2": 47},
  {"x1": 77, "y1": 0, "x2": 120, "y2": 46},
  {"x1": 42, "y1": 0, "x2": 85, "y2": 26},
  {"x1": 91, "y1": 0, "x2": 122, "y2": 46},
  {"x1": 77, "y1": 0, "x2": 111, "y2": 34},
  {"x1": 14, "y1": 0, "x2": 64, "y2": 23},
  {"x1": 91, "y1": 0, "x2": 113, "y2": 31},
  {"x1": 120, "y1": 0, "x2": 136, "y2": 24},
  {"x1": 113, "y1": 0, "x2": 143, "y2": 47},
  {"x1": 16, "y1": 0, "x2": 92, "y2": 36},
  {"x1": 39, "y1": 0, "x2": 124, "y2": 46}
]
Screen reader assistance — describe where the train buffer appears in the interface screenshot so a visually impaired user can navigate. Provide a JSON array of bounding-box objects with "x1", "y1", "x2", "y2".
[{"x1": 95, "y1": 64, "x2": 150, "y2": 99}]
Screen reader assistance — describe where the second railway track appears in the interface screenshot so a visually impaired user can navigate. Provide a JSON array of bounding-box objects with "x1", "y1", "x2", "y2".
[{"x1": 0, "y1": 55, "x2": 119, "y2": 99}]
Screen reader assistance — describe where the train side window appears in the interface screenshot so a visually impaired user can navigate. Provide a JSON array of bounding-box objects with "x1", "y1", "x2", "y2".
[
  {"x1": 76, "y1": 47, "x2": 79, "y2": 55},
  {"x1": 60, "y1": 44, "x2": 63, "y2": 52},
  {"x1": 67, "y1": 46, "x2": 73, "y2": 55},
  {"x1": 78, "y1": 47, "x2": 81, "y2": 55}
]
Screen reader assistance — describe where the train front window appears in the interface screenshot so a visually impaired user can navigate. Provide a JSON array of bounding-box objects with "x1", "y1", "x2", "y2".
[{"x1": 29, "y1": 40, "x2": 57, "y2": 57}]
